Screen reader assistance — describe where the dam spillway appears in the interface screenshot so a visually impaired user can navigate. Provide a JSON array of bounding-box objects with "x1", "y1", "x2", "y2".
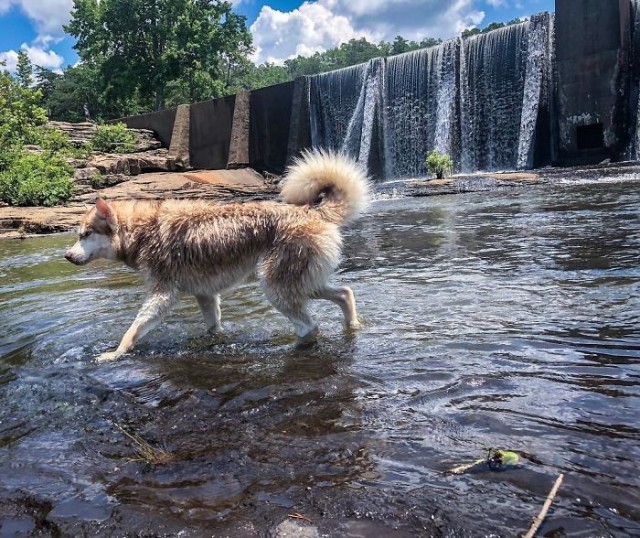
[
  {"x1": 120, "y1": 1, "x2": 638, "y2": 180},
  {"x1": 309, "y1": 14, "x2": 554, "y2": 178}
]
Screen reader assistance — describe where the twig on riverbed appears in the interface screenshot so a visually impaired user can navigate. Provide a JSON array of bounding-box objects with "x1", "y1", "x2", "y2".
[
  {"x1": 523, "y1": 473, "x2": 564, "y2": 538},
  {"x1": 288, "y1": 512, "x2": 313, "y2": 523},
  {"x1": 113, "y1": 422, "x2": 174, "y2": 465}
]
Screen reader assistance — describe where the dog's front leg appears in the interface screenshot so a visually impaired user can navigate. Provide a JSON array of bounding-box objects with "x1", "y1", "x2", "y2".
[
  {"x1": 97, "y1": 288, "x2": 177, "y2": 362},
  {"x1": 196, "y1": 294, "x2": 222, "y2": 333}
]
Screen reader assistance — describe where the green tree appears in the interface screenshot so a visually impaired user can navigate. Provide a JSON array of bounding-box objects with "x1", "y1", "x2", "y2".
[
  {"x1": 0, "y1": 62, "x2": 47, "y2": 148},
  {"x1": 0, "y1": 64, "x2": 74, "y2": 206},
  {"x1": 284, "y1": 53, "x2": 326, "y2": 79},
  {"x1": 419, "y1": 37, "x2": 442, "y2": 49},
  {"x1": 41, "y1": 62, "x2": 112, "y2": 121},
  {"x1": 338, "y1": 38, "x2": 383, "y2": 67},
  {"x1": 34, "y1": 67, "x2": 62, "y2": 107},
  {"x1": 65, "y1": 0, "x2": 252, "y2": 112},
  {"x1": 230, "y1": 61, "x2": 289, "y2": 92},
  {"x1": 16, "y1": 51, "x2": 33, "y2": 87},
  {"x1": 390, "y1": 36, "x2": 410, "y2": 55},
  {"x1": 462, "y1": 17, "x2": 524, "y2": 38}
]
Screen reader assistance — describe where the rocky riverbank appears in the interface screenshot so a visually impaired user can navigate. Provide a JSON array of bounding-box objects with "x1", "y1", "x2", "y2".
[{"x1": 0, "y1": 122, "x2": 278, "y2": 239}]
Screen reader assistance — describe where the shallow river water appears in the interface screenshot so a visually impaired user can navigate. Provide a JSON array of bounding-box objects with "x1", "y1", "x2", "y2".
[{"x1": 1, "y1": 180, "x2": 639, "y2": 537}]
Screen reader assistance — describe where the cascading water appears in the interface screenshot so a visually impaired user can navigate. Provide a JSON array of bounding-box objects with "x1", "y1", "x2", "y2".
[
  {"x1": 383, "y1": 40, "x2": 459, "y2": 179},
  {"x1": 517, "y1": 14, "x2": 554, "y2": 169},
  {"x1": 342, "y1": 58, "x2": 385, "y2": 168},
  {"x1": 309, "y1": 59, "x2": 385, "y2": 171},
  {"x1": 632, "y1": 0, "x2": 640, "y2": 160},
  {"x1": 308, "y1": 13, "x2": 554, "y2": 179},
  {"x1": 461, "y1": 15, "x2": 553, "y2": 172}
]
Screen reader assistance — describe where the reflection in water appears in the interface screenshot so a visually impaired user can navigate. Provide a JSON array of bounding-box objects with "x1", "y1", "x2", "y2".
[{"x1": 0, "y1": 180, "x2": 639, "y2": 535}]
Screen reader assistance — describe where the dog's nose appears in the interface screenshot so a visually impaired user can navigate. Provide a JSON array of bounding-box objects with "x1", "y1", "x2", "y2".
[{"x1": 64, "y1": 250, "x2": 73, "y2": 261}]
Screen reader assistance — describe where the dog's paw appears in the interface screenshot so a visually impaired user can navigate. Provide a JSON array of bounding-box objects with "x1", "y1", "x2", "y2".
[
  {"x1": 207, "y1": 324, "x2": 223, "y2": 335},
  {"x1": 295, "y1": 326, "x2": 319, "y2": 349},
  {"x1": 96, "y1": 350, "x2": 123, "y2": 362},
  {"x1": 346, "y1": 319, "x2": 362, "y2": 331}
]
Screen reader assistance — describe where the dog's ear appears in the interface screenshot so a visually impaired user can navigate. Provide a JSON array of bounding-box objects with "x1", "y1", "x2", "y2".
[{"x1": 95, "y1": 197, "x2": 116, "y2": 230}]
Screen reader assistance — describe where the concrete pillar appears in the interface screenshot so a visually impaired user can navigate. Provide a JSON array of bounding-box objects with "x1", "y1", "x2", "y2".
[
  {"x1": 227, "y1": 91, "x2": 251, "y2": 169},
  {"x1": 555, "y1": 0, "x2": 631, "y2": 164},
  {"x1": 286, "y1": 77, "x2": 312, "y2": 162},
  {"x1": 167, "y1": 104, "x2": 191, "y2": 170}
]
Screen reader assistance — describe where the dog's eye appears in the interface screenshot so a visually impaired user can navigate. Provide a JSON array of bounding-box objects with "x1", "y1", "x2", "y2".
[{"x1": 80, "y1": 230, "x2": 92, "y2": 239}]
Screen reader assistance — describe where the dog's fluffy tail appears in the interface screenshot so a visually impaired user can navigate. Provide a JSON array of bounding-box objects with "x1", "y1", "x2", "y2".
[{"x1": 280, "y1": 149, "x2": 370, "y2": 225}]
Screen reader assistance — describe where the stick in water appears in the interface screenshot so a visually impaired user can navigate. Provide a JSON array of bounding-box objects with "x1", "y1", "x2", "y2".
[{"x1": 523, "y1": 473, "x2": 564, "y2": 538}]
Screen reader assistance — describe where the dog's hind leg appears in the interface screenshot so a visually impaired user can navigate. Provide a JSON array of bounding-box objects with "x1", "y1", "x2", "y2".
[
  {"x1": 261, "y1": 278, "x2": 318, "y2": 342},
  {"x1": 270, "y1": 298, "x2": 318, "y2": 343},
  {"x1": 97, "y1": 288, "x2": 177, "y2": 362},
  {"x1": 314, "y1": 285, "x2": 360, "y2": 329},
  {"x1": 196, "y1": 294, "x2": 222, "y2": 333}
]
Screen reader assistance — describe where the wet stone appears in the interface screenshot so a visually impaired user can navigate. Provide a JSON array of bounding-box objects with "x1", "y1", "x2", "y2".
[{"x1": 272, "y1": 519, "x2": 319, "y2": 538}]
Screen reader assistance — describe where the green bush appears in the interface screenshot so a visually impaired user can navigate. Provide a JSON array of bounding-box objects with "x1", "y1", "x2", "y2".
[
  {"x1": 425, "y1": 149, "x2": 453, "y2": 179},
  {"x1": 0, "y1": 67, "x2": 48, "y2": 148},
  {"x1": 36, "y1": 126, "x2": 71, "y2": 153},
  {"x1": 0, "y1": 151, "x2": 74, "y2": 206},
  {"x1": 90, "y1": 123, "x2": 136, "y2": 153}
]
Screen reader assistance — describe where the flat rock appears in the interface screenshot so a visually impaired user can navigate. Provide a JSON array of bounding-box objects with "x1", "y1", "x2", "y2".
[{"x1": 88, "y1": 149, "x2": 181, "y2": 176}]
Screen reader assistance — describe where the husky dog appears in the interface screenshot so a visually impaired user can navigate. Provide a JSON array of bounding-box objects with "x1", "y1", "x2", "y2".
[{"x1": 64, "y1": 150, "x2": 370, "y2": 361}]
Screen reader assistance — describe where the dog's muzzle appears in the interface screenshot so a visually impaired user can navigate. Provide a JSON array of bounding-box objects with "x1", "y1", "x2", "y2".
[{"x1": 64, "y1": 250, "x2": 84, "y2": 265}]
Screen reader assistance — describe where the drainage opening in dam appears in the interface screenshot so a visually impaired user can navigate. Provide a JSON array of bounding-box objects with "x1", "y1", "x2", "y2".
[{"x1": 576, "y1": 123, "x2": 604, "y2": 151}]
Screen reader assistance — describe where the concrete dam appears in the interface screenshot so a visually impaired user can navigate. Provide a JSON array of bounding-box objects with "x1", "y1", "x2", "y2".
[{"x1": 119, "y1": 0, "x2": 640, "y2": 180}]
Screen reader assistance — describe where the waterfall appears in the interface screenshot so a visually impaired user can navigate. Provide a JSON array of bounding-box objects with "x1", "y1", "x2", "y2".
[
  {"x1": 308, "y1": 13, "x2": 554, "y2": 179},
  {"x1": 310, "y1": 63, "x2": 363, "y2": 151},
  {"x1": 342, "y1": 58, "x2": 385, "y2": 168},
  {"x1": 383, "y1": 40, "x2": 459, "y2": 179},
  {"x1": 309, "y1": 60, "x2": 384, "y2": 169},
  {"x1": 518, "y1": 14, "x2": 554, "y2": 169},
  {"x1": 460, "y1": 15, "x2": 553, "y2": 172},
  {"x1": 632, "y1": 0, "x2": 640, "y2": 160}
]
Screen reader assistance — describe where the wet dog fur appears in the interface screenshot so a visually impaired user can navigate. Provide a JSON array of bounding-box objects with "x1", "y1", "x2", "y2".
[{"x1": 64, "y1": 150, "x2": 370, "y2": 361}]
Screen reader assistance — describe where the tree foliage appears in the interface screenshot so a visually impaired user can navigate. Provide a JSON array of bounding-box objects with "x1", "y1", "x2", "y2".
[
  {"x1": 462, "y1": 18, "x2": 524, "y2": 38},
  {"x1": 0, "y1": 64, "x2": 75, "y2": 206},
  {"x1": 65, "y1": 0, "x2": 253, "y2": 111},
  {"x1": 36, "y1": 63, "x2": 106, "y2": 121},
  {"x1": 283, "y1": 36, "x2": 443, "y2": 79},
  {"x1": 0, "y1": 61, "x2": 47, "y2": 148}
]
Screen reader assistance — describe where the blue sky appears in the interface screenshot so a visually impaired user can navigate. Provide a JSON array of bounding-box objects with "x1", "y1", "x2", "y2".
[{"x1": 0, "y1": 0, "x2": 554, "y2": 71}]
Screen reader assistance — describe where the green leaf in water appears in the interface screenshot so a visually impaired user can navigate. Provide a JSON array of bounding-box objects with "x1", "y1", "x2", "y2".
[
  {"x1": 449, "y1": 448, "x2": 522, "y2": 474},
  {"x1": 487, "y1": 448, "x2": 520, "y2": 470}
]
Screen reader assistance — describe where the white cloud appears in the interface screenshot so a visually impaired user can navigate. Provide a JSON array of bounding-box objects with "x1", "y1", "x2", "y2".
[
  {"x1": 0, "y1": 0, "x2": 71, "y2": 72},
  {"x1": 0, "y1": 0, "x2": 13, "y2": 15},
  {"x1": 22, "y1": 44, "x2": 64, "y2": 69},
  {"x1": 250, "y1": 3, "x2": 366, "y2": 64},
  {"x1": 251, "y1": 0, "x2": 486, "y2": 64},
  {"x1": 21, "y1": 0, "x2": 74, "y2": 39},
  {"x1": 0, "y1": 0, "x2": 73, "y2": 43},
  {"x1": 0, "y1": 43, "x2": 64, "y2": 72},
  {"x1": 0, "y1": 50, "x2": 19, "y2": 71},
  {"x1": 486, "y1": 0, "x2": 507, "y2": 6}
]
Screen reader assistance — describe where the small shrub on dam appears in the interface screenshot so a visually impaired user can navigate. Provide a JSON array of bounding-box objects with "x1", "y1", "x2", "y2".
[{"x1": 425, "y1": 150, "x2": 453, "y2": 179}]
